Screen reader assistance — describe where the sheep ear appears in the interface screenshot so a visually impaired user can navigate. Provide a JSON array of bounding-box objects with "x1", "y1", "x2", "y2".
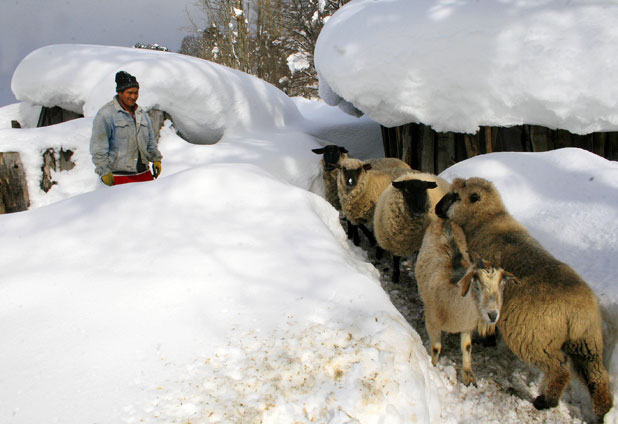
[
  {"x1": 392, "y1": 180, "x2": 405, "y2": 190},
  {"x1": 501, "y1": 270, "x2": 521, "y2": 285},
  {"x1": 363, "y1": 163, "x2": 372, "y2": 171},
  {"x1": 457, "y1": 268, "x2": 475, "y2": 296},
  {"x1": 312, "y1": 148, "x2": 325, "y2": 154},
  {"x1": 339, "y1": 146, "x2": 349, "y2": 153},
  {"x1": 426, "y1": 181, "x2": 438, "y2": 189}
]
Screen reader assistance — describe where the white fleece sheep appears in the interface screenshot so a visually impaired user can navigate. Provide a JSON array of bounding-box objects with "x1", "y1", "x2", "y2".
[
  {"x1": 373, "y1": 172, "x2": 450, "y2": 283},
  {"x1": 312, "y1": 146, "x2": 412, "y2": 247},
  {"x1": 336, "y1": 158, "x2": 410, "y2": 228}
]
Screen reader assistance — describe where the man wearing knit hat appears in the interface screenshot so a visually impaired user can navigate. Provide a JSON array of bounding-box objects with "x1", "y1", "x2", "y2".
[{"x1": 90, "y1": 71, "x2": 162, "y2": 185}]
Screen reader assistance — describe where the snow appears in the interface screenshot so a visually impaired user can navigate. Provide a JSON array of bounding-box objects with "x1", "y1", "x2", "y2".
[
  {"x1": 11, "y1": 45, "x2": 303, "y2": 145},
  {"x1": 1, "y1": 23, "x2": 618, "y2": 424},
  {"x1": 314, "y1": 0, "x2": 618, "y2": 135}
]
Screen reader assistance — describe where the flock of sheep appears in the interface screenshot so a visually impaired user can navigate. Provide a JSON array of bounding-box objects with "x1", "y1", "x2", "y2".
[{"x1": 312, "y1": 145, "x2": 613, "y2": 423}]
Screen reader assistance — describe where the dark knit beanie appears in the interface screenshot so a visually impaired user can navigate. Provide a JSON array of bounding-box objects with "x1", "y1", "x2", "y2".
[{"x1": 115, "y1": 71, "x2": 139, "y2": 92}]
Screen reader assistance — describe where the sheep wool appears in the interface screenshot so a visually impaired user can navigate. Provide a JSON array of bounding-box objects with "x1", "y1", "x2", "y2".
[
  {"x1": 374, "y1": 172, "x2": 450, "y2": 258},
  {"x1": 337, "y1": 158, "x2": 409, "y2": 226},
  {"x1": 436, "y1": 177, "x2": 613, "y2": 423}
]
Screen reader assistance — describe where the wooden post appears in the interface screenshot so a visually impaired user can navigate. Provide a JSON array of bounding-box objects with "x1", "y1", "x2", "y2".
[
  {"x1": 436, "y1": 132, "x2": 456, "y2": 174},
  {"x1": 593, "y1": 133, "x2": 606, "y2": 158},
  {"x1": 419, "y1": 124, "x2": 435, "y2": 173},
  {"x1": 0, "y1": 152, "x2": 30, "y2": 213},
  {"x1": 484, "y1": 126, "x2": 493, "y2": 153}
]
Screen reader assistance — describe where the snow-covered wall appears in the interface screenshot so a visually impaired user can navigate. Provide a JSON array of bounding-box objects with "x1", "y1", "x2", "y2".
[
  {"x1": 12, "y1": 44, "x2": 303, "y2": 144},
  {"x1": 315, "y1": 0, "x2": 618, "y2": 135}
]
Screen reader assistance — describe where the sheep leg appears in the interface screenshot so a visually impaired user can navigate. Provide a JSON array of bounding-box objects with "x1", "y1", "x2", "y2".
[
  {"x1": 375, "y1": 245, "x2": 384, "y2": 260},
  {"x1": 564, "y1": 338, "x2": 613, "y2": 422},
  {"x1": 531, "y1": 351, "x2": 570, "y2": 411},
  {"x1": 459, "y1": 331, "x2": 476, "y2": 385},
  {"x1": 426, "y1": 320, "x2": 442, "y2": 366},
  {"x1": 346, "y1": 220, "x2": 360, "y2": 245},
  {"x1": 358, "y1": 223, "x2": 376, "y2": 246},
  {"x1": 392, "y1": 255, "x2": 401, "y2": 284}
]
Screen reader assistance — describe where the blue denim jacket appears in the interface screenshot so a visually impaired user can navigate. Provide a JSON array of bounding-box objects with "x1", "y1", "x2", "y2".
[{"x1": 90, "y1": 96, "x2": 162, "y2": 176}]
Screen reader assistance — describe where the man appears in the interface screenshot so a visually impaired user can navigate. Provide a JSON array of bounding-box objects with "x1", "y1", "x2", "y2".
[{"x1": 90, "y1": 71, "x2": 162, "y2": 185}]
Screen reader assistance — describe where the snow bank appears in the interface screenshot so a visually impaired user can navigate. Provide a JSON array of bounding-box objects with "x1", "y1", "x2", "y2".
[
  {"x1": 315, "y1": 0, "x2": 618, "y2": 134},
  {"x1": 11, "y1": 44, "x2": 303, "y2": 144},
  {"x1": 0, "y1": 164, "x2": 441, "y2": 423},
  {"x1": 0, "y1": 115, "x2": 324, "y2": 208}
]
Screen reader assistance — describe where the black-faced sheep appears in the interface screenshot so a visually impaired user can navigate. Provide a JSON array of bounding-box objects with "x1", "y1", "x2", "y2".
[
  {"x1": 336, "y1": 158, "x2": 410, "y2": 255},
  {"x1": 436, "y1": 177, "x2": 612, "y2": 423},
  {"x1": 373, "y1": 172, "x2": 450, "y2": 283},
  {"x1": 416, "y1": 219, "x2": 517, "y2": 385},
  {"x1": 312, "y1": 145, "x2": 411, "y2": 246}
]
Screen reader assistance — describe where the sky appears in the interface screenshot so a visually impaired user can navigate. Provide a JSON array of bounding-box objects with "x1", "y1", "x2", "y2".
[
  {"x1": 0, "y1": 41, "x2": 617, "y2": 423},
  {"x1": 0, "y1": 0, "x2": 201, "y2": 107}
]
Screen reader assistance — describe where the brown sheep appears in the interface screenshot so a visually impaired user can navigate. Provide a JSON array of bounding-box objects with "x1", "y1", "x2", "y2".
[{"x1": 435, "y1": 177, "x2": 612, "y2": 423}]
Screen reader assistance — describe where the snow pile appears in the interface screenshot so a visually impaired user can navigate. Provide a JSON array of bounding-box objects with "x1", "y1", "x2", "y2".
[
  {"x1": 315, "y1": 0, "x2": 618, "y2": 134},
  {"x1": 0, "y1": 164, "x2": 442, "y2": 423},
  {"x1": 11, "y1": 44, "x2": 303, "y2": 144}
]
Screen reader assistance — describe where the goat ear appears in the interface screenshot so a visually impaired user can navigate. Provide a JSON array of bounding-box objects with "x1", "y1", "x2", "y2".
[
  {"x1": 458, "y1": 269, "x2": 474, "y2": 296},
  {"x1": 312, "y1": 148, "x2": 325, "y2": 154},
  {"x1": 363, "y1": 163, "x2": 372, "y2": 171},
  {"x1": 468, "y1": 251, "x2": 481, "y2": 265}
]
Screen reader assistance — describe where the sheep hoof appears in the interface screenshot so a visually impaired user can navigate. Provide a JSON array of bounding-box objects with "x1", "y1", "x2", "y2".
[
  {"x1": 460, "y1": 369, "x2": 476, "y2": 386},
  {"x1": 533, "y1": 394, "x2": 557, "y2": 410}
]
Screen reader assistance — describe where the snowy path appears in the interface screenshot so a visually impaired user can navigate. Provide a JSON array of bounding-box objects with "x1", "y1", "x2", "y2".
[{"x1": 355, "y1": 224, "x2": 596, "y2": 424}]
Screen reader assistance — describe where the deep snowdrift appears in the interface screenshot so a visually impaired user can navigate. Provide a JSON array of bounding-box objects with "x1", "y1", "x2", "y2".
[
  {"x1": 11, "y1": 44, "x2": 304, "y2": 144},
  {"x1": 315, "y1": 0, "x2": 618, "y2": 134}
]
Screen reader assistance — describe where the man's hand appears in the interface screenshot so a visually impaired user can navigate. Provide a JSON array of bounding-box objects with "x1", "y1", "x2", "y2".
[
  {"x1": 101, "y1": 172, "x2": 114, "y2": 186},
  {"x1": 152, "y1": 161, "x2": 162, "y2": 179}
]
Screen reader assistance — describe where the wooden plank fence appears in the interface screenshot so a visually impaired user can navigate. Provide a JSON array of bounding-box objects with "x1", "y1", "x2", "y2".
[{"x1": 382, "y1": 123, "x2": 618, "y2": 174}]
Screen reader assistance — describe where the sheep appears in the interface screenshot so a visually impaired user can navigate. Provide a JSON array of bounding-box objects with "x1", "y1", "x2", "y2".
[
  {"x1": 311, "y1": 145, "x2": 411, "y2": 246},
  {"x1": 311, "y1": 145, "x2": 349, "y2": 210},
  {"x1": 373, "y1": 172, "x2": 450, "y2": 283},
  {"x1": 415, "y1": 219, "x2": 518, "y2": 385},
  {"x1": 435, "y1": 177, "x2": 613, "y2": 423},
  {"x1": 336, "y1": 158, "x2": 410, "y2": 255}
]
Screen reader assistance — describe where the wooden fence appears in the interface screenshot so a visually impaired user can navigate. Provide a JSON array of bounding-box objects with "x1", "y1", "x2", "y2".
[{"x1": 381, "y1": 123, "x2": 618, "y2": 174}]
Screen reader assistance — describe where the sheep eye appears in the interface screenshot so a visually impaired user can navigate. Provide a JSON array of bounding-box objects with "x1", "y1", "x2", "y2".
[{"x1": 469, "y1": 193, "x2": 480, "y2": 203}]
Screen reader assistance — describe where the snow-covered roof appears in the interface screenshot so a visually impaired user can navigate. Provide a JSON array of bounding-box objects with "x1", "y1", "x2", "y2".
[
  {"x1": 315, "y1": 0, "x2": 618, "y2": 135},
  {"x1": 11, "y1": 44, "x2": 303, "y2": 144}
]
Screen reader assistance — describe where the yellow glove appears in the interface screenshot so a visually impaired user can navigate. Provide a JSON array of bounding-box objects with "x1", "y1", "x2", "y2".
[
  {"x1": 101, "y1": 172, "x2": 114, "y2": 186},
  {"x1": 152, "y1": 161, "x2": 162, "y2": 179}
]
